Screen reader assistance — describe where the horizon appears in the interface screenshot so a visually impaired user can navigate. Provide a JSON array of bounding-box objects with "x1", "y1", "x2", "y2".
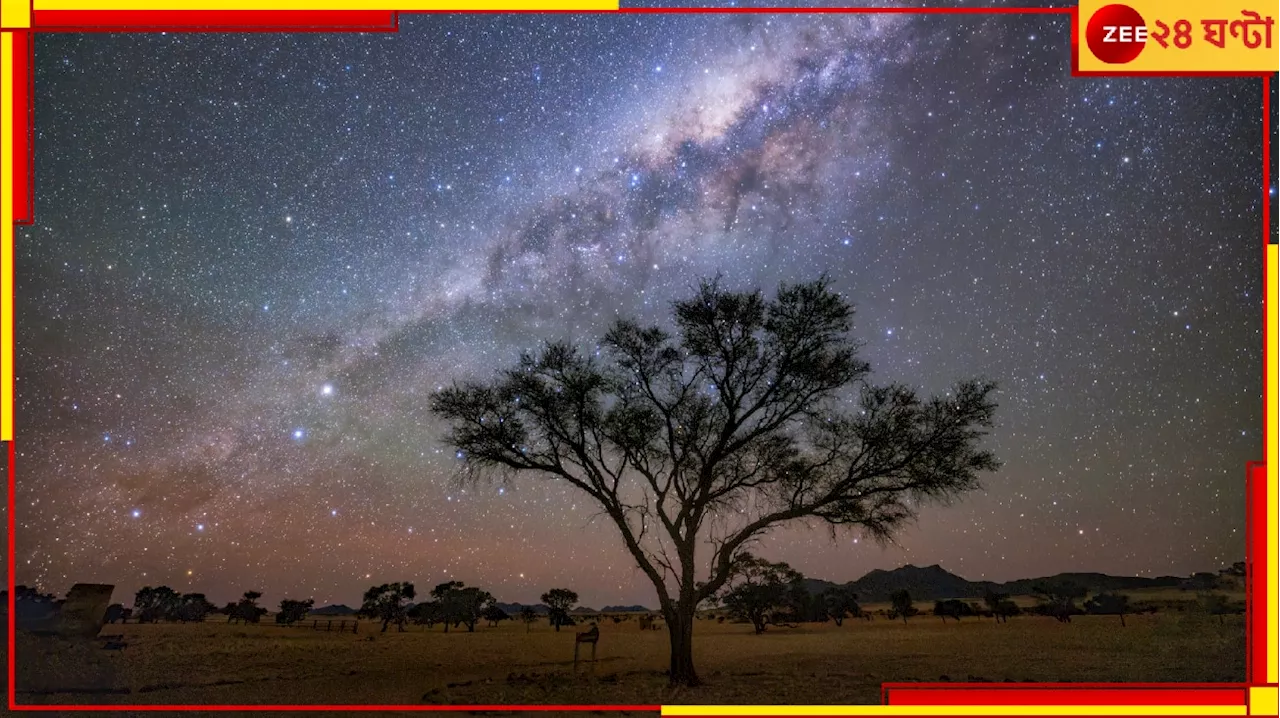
[{"x1": 13, "y1": 558, "x2": 1246, "y2": 610}]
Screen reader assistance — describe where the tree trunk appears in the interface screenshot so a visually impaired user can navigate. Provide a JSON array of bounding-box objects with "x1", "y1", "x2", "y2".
[
  {"x1": 666, "y1": 611, "x2": 699, "y2": 687},
  {"x1": 1119, "y1": 614, "x2": 1126, "y2": 627}
]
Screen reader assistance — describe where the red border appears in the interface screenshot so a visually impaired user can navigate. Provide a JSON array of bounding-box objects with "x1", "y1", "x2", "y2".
[
  {"x1": 3, "y1": 4, "x2": 1272, "y2": 714},
  {"x1": 1248, "y1": 460, "x2": 1268, "y2": 685},
  {"x1": 883, "y1": 686, "x2": 1249, "y2": 706},
  {"x1": 8, "y1": 30, "x2": 30, "y2": 225},
  {"x1": 32, "y1": 10, "x2": 400, "y2": 31}
]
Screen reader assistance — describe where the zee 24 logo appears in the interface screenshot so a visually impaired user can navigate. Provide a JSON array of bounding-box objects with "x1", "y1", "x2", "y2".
[{"x1": 1085, "y1": 3, "x2": 1274, "y2": 64}]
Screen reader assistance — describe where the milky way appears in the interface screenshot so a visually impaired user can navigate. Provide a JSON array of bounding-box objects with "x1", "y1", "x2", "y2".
[{"x1": 10, "y1": 8, "x2": 1271, "y2": 608}]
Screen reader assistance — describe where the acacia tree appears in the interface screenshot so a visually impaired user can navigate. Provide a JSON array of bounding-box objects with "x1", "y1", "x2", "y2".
[
  {"x1": 233, "y1": 590, "x2": 267, "y2": 624},
  {"x1": 362, "y1": 582, "x2": 416, "y2": 632},
  {"x1": 541, "y1": 588, "x2": 579, "y2": 632},
  {"x1": 718, "y1": 554, "x2": 804, "y2": 634},
  {"x1": 134, "y1": 586, "x2": 181, "y2": 623},
  {"x1": 519, "y1": 605, "x2": 538, "y2": 632},
  {"x1": 454, "y1": 586, "x2": 493, "y2": 632},
  {"x1": 276, "y1": 598, "x2": 315, "y2": 625},
  {"x1": 174, "y1": 593, "x2": 217, "y2": 623},
  {"x1": 823, "y1": 587, "x2": 860, "y2": 626},
  {"x1": 889, "y1": 589, "x2": 915, "y2": 624},
  {"x1": 1084, "y1": 592, "x2": 1131, "y2": 627},
  {"x1": 430, "y1": 277, "x2": 999, "y2": 686},
  {"x1": 1032, "y1": 581, "x2": 1087, "y2": 623},
  {"x1": 408, "y1": 600, "x2": 442, "y2": 628}
]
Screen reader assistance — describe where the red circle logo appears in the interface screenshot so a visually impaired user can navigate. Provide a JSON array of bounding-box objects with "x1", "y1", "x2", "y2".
[{"x1": 1086, "y1": 4, "x2": 1148, "y2": 64}]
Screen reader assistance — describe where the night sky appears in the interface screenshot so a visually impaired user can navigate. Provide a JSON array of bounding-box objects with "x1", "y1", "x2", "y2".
[{"x1": 9, "y1": 7, "x2": 1272, "y2": 609}]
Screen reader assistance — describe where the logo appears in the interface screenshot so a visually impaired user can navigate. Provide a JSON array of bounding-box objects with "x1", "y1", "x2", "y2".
[{"x1": 1085, "y1": 4, "x2": 1148, "y2": 64}]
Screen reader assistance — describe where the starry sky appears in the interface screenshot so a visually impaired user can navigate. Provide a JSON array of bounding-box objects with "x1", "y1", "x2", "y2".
[{"x1": 8, "y1": 5, "x2": 1274, "y2": 609}]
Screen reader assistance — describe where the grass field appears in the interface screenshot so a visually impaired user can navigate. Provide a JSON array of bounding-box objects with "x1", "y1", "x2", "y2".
[{"x1": 8, "y1": 595, "x2": 1247, "y2": 714}]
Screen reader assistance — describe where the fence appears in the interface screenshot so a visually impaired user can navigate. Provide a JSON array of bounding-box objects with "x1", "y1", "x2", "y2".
[{"x1": 305, "y1": 618, "x2": 359, "y2": 633}]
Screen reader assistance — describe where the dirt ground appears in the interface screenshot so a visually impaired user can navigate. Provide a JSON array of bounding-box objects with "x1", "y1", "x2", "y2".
[{"x1": 5, "y1": 596, "x2": 1246, "y2": 716}]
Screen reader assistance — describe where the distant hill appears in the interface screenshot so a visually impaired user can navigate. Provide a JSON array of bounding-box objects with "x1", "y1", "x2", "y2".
[
  {"x1": 312, "y1": 604, "x2": 356, "y2": 616},
  {"x1": 802, "y1": 564, "x2": 1189, "y2": 603},
  {"x1": 570, "y1": 606, "x2": 599, "y2": 614},
  {"x1": 600, "y1": 605, "x2": 652, "y2": 613},
  {"x1": 493, "y1": 602, "x2": 549, "y2": 615}
]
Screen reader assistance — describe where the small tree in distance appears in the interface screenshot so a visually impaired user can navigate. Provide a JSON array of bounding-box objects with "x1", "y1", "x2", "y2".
[
  {"x1": 822, "y1": 587, "x2": 860, "y2": 627},
  {"x1": 520, "y1": 605, "x2": 538, "y2": 632},
  {"x1": 276, "y1": 598, "x2": 315, "y2": 625},
  {"x1": 362, "y1": 582, "x2": 415, "y2": 632},
  {"x1": 541, "y1": 589, "x2": 579, "y2": 632},
  {"x1": 431, "y1": 276, "x2": 1001, "y2": 685},
  {"x1": 1032, "y1": 581, "x2": 1087, "y2": 623},
  {"x1": 718, "y1": 554, "x2": 804, "y2": 634},
  {"x1": 1084, "y1": 592, "x2": 1131, "y2": 627},
  {"x1": 229, "y1": 591, "x2": 267, "y2": 624},
  {"x1": 483, "y1": 603, "x2": 511, "y2": 627},
  {"x1": 889, "y1": 589, "x2": 915, "y2": 624},
  {"x1": 454, "y1": 587, "x2": 493, "y2": 632},
  {"x1": 175, "y1": 593, "x2": 217, "y2": 623},
  {"x1": 408, "y1": 600, "x2": 442, "y2": 628}
]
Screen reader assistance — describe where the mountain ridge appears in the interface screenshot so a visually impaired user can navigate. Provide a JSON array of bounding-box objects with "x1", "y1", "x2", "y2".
[{"x1": 802, "y1": 563, "x2": 1192, "y2": 603}]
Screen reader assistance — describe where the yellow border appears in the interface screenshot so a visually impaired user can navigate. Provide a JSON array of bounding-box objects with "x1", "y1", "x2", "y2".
[
  {"x1": 1, "y1": 31, "x2": 13, "y2": 443},
  {"x1": 1267, "y1": 242, "x2": 1278, "y2": 686},
  {"x1": 660, "y1": 707, "x2": 1247, "y2": 716}
]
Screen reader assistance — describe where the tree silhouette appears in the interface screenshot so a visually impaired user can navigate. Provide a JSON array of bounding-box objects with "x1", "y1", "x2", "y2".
[
  {"x1": 454, "y1": 586, "x2": 493, "y2": 632},
  {"x1": 362, "y1": 583, "x2": 415, "y2": 632},
  {"x1": 1032, "y1": 581, "x2": 1087, "y2": 623},
  {"x1": 1084, "y1": 592, "x2": 1131, "y2": 626},
  {"x1": 519, "y1": 605, "x2": 538, "y2": 632},
  {"x1": 482, "y1": 603, "x2": 511, "y2": 627},
  {"x1": 718, "y1": 554, "x2": 804, "y2": 634},
  {"x1": 428, "y1": 582, "x2": 491, "y2": 632},
  {"x1": 134, "y1": 586, "x2": 182, "y2": 623},
  {"x1": 889, "y1": 589, "x2": 915, "y2": 624},
  {"x1": 822, "y1": 587, "x2": 860, "y2": 627},
  {"x1": 430, "y1": 581, "x2": 465, "y2": 632},
  {"x1": 934, "y1": 599, "x2": 970, "y2": 623},
  {"x1": 231, "y1": 590, "x2": 267, "y2": 624},
  {"x1": 408, "y1": 600, "x2": 443, "y2": 628},
  {"x1": 983, "y1": 589, "x2": 1006, "y2": 620},
  {"x1": 540, "y1": 589, "x2": 579, "y2": 632},
  {"x1": 175, "y1": 593, "x2": 217, "y2": 622},
  {"x1": 276, "y1": 598, "x2": 315, "y2": 625},
  {"x1": 431, "y1": 276, "x2": 1000, "y2": 685},
  {"x1": 983, "y1": 589, "x2": 1019, "y2": 623}
]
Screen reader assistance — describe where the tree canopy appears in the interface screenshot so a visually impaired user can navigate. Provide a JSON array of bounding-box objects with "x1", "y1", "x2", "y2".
[
  {"x1": 717, "y1": 553, "x2": 804, "y2": 634},
  {"x1": 361, "y1": 582, "x2": 416, "y2": 632},
  {"x1": 540, "y1": 588, "x2": 579, "y2": 632}
]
